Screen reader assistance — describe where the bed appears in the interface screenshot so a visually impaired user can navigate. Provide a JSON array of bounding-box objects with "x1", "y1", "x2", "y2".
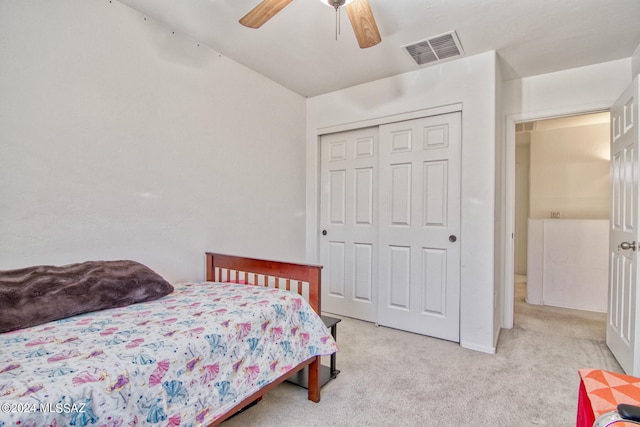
[{"x1": 0, "y1": 252, "x2": 337, "y2": 426}]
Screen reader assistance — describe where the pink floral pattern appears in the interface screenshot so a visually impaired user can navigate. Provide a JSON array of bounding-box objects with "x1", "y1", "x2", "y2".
[{"x1": 0, "y1": 282, "x2": 338, "y2": 426}]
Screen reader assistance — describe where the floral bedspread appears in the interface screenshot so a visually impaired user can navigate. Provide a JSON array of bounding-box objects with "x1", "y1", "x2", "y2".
[{"x1": 0, "y1": 282, "x2": 338, "y2": 426}]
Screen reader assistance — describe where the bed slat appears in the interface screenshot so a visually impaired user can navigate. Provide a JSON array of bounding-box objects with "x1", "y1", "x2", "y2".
[{"x1": 206, "y1": 252, "x2": 322, "y2": 314}]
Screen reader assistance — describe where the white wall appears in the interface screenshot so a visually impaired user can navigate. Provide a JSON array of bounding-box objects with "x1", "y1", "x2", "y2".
[
  {"x1": 503, "y1": 59, "x2": 632, "y2": 117},
  {"x1": 514, "y1": 136, "x2": 530, "y2": 274},
  {"x1": 0, "y1": 0, "x2": 307, "y2": 282},
  {"x1": 633, "y1": 44, "x2": 640, "y2": 78},
  {"x1": 306, "y1": 52, "x2": 499, "y2": 353},
  {"x1": 527, "y1": 219, "x2": 608, "y2": 312},
  {"x1": 529, "y1": 122, "x2": 610, "y2": 219}
]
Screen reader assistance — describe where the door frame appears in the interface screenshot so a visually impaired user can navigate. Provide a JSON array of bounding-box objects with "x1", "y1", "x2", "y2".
[
  {"x1": 502, "y1": 102, "x2": 612, "y2": 329},
  {"x1": 315, "y1": 104, "x2": 463, "y2": 137}
]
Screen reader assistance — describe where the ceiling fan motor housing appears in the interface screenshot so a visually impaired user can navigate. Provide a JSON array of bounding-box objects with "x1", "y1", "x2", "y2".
[{"x1": 326, "y1": 0, "x2": 348, "y2": 8}]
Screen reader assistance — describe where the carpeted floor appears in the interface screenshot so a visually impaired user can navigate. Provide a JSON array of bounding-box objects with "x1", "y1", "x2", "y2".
[{"x1": 223, "y1": 282, "x2": 622, "y2": 426}]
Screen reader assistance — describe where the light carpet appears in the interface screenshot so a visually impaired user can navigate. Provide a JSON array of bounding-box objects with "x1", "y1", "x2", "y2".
[{"x1": 224, "y1": 283, "x2": 621, "y2": 426}]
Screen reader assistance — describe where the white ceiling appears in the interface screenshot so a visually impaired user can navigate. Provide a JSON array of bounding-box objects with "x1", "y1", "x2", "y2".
[{"x1": 115, "y1": 0, "x2": 640, "y2": 97}]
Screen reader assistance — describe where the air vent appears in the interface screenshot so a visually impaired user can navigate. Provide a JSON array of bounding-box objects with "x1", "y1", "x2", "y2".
[
  {"x1": 516, "y1": 122, "x2": 536, "y2": 133},
  {"x1": 403, "y1": 31, "x2": 464, "y2": 66}
]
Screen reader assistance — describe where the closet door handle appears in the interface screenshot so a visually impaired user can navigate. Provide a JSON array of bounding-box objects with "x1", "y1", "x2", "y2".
[
  {"x1": 619, "y1": 241, "x2": 636, "y2": 251},
  {"x1": 449, "y1": 235, "x2": 457, "y2": 243}
]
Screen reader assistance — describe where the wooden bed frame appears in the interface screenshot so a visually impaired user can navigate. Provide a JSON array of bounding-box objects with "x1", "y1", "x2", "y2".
[{"x1": 205, "y1": 252, "x2": 324, "y2": 426}]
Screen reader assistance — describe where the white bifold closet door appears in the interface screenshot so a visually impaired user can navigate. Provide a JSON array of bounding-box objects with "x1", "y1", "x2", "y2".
[
  {"x1": 377, "y1": 113, "x2": 461, "y2": 342},
  {"x1": 320, "y1": 112, "x2": 461, "y2": 342},
  {"x1": 320, "y1": 127, "x2": 379, "y2": 322}
]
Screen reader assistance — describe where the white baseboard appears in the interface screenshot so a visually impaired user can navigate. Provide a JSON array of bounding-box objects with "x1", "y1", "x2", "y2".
[{"x1": 460, "y1": 340, "x2": 497, "y2": 355}]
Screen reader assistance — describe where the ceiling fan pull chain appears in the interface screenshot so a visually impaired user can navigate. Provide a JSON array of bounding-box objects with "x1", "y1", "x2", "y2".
[{"x1": 335, "y1": 7, "x2": 339, "y2": 40}]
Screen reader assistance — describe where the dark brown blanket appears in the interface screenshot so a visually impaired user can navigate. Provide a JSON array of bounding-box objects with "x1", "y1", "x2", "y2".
[{"x1": 0, "y1": 260, "x2": 174, "y2": 333}]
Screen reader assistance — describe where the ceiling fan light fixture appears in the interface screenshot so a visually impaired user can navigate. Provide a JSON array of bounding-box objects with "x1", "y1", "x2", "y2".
[{"x1": 319, "y1": 0, "x2": 354, "y2": 9}]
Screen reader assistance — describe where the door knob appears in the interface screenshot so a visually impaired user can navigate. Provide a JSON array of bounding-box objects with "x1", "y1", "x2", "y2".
[
  {"x1": 449, "y1": 235, "x2": 457, "y2": 243},
  {"x1": 322, "y1": 230, "x2": 327, "y2": 236},
  {"x1": 619, "y1": 241, "x2": 636, "y2": 251}
]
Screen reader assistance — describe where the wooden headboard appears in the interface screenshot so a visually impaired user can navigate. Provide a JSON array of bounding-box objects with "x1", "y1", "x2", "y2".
[{"x1": 205, "y1": 252, "x2": 323, "y2": 314}]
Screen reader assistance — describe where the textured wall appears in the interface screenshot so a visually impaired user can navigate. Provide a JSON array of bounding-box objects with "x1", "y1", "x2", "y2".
[{"x1": 0, "y1": 0, "x2": 307, "y2": 282}]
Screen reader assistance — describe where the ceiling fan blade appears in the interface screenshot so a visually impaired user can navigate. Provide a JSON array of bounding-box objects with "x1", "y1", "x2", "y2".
[
  {"x1": 239, "y1": 0, "x2": 294, "y2": 29},
  {"x1": 345, "y1": 0, "x2": 381, "y2": 49}
]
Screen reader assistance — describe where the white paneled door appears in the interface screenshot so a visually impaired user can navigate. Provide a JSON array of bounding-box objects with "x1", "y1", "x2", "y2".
[
  {"x1": 320, "y1": 127, "x2": 378, "y2": 322},
  {"x1": 378, "y1": 113, "x2": 461, "y2": 341},
  {"x1": 320, "y1": 112, "x2": 461, "y2": 342},
  {"x1": 607, "y1": 76, "x2": 640, "y2": 375}
]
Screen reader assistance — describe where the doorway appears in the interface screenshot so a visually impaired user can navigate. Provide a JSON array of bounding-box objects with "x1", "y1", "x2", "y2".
[{"x1": 513, "y1": 112, "x2": 610, "y2": 313}]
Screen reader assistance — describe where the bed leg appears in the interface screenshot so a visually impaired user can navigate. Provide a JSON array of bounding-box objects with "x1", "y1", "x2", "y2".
[{"x1": 308, "y1": 356, "x2": 321, "y2": 403}]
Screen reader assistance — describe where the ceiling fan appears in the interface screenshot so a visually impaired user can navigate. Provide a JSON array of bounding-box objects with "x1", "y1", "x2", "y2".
[{"x1": 239, "y1": 0, "x2": 382, "y2": 49}]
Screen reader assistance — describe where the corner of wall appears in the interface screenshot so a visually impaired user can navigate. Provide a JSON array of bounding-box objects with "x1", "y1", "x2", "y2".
[
  {"x1": 633, "y1": 43, "x2": 640, "y2": 79},
  {"x1": 460, "y1": 340, "x2": 497, "y2": 355},
  {"x1": 495, "y1": 51, "x2": 506, "y2": 338}
]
